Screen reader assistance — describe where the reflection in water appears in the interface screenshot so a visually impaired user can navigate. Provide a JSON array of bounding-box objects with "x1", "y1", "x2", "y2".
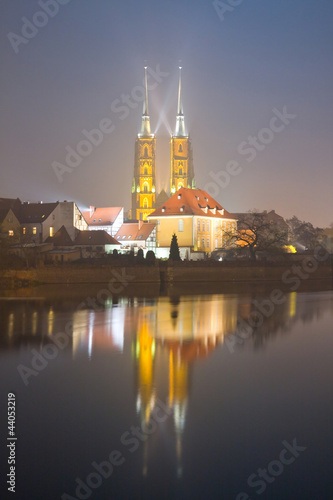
[{"x1": 1, "y1": 290, "x2": 332, "y2": 483}]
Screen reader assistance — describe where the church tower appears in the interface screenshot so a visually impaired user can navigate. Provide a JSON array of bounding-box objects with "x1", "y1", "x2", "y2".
[
  {"x1": 131, "y1": 66, "x2": 156, "y2": 221},
  {"x1": 170, "y1": 67, "x2": 195, "y2": 194}
]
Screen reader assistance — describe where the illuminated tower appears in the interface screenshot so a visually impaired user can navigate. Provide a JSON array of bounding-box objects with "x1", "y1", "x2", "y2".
[
  {"x1": 131, "y1": 67, "x2": 156, "y2": 220},
  {"x1": 170, "y1": 67, "x2": 195, "y2": 194}
]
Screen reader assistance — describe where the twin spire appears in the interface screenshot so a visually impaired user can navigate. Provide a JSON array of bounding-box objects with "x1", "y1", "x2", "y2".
[{"x1": 140, "y1": 65, "x2": 186, "y2": 137}]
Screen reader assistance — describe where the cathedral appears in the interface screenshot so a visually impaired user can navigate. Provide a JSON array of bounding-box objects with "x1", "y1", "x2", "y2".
[{"x1": 131, "y1": 66, "x2": 195, "y2": 221}]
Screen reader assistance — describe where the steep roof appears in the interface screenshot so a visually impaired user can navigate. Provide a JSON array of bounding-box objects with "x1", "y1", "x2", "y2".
[
  {"x1": 0, "y1": 198, "x2": 22, "y2": 214},
  {"x1": 82, "y1": 207, "x2": 122, "y2": 226},
  {"x1": 115, "y1": 221, "x2": 156, "y2": 242},
  {"x1": 45, "y1": 225, "x2": 73, "y2": 246},
  {"x1": 0, "y1": 208, "x2": 18, "y2": 225},
  {"x1": 74, "y1": 230, "x2": 120, "y2": 246},
  {"x1": 233, "y1": 210, "x2": 288, "y2": 230},
  {"x1": 149, "y1": 187, "x2": 235, "y2": 219},
  {"x1": 18, "y1": 202, "x2": 58, "y2": 223}
]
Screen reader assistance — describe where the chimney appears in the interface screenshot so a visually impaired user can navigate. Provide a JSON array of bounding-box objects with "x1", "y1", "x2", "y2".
[{"x1": 89, "y1": 205, "x2": 95, "y2": 217}]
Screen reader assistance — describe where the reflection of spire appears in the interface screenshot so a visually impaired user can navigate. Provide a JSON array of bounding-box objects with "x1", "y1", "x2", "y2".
[
  {"x1": 140, "y1": 66, "x2": 151, "y2": 136},
  {"x1": 175, "y1": 66, "x2": 186, "y2": 137},
  {"x1": 169, "y1": 350, "x2": 188, "y2": 478}
]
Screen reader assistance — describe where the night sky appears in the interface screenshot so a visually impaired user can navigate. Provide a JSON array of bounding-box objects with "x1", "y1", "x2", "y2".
[{"x1": 1, "y1": 0, "x2": 332, "y2": 226}]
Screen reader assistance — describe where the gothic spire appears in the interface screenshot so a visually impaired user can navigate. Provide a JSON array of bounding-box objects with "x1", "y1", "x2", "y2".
[
  {"x1": 140, "y1": 66, "x2": 151, "y2": 136},
  {"x1": 175, "y1": 66, "x2": 186, "y2": 137}
]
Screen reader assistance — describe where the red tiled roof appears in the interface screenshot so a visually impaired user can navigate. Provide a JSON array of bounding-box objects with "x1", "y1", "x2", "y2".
[
  {"x1": 115, "y1": 222, "x2": 156, "y2": 242},
  {"x1": 74, "y1": 230, "x2": 120, "y2": 246},
  {"x1": 82, "y1": 207, "x2": 122, "y2": 226},
  {"x1": 148, "y1": 187, "x2": 235, "y2": 219}
]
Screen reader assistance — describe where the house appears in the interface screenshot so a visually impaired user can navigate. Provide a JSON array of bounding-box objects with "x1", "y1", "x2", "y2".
[
  {"x1": 114, "y1": 220, "x2": 157, "y2": 255},
  {"x1": 44, "y1": 226, "x2": 120, "y2": 262},
  {"x1": 18, "y1": 200, "x2": 87, "y2": 243},
  {"x1": 148, "y1": 187, "x2": 237, "y2": 259},
  {"x1": 0, "y1": 207, "x2": 21, "y2": 242},
  {"x1": 82, "y1": 206, "x2": 123, "y2": 237}
]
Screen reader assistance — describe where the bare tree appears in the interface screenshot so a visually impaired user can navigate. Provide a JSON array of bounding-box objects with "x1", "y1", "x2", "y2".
[{"x1": 223, "y1": 211, "x2": 288, "y2": 261}]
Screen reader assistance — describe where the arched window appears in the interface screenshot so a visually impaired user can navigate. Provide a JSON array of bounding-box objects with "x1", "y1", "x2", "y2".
[
  {"x1": 144, "y1": 146, "x2": 148, "y2": 157},
  {"x1": 143, "y1": 182, "x2": 148, "y2": 193},
  {"x1": 179, "y1": 167, "x2": 183, "y2": 176},
  {"x1": 178, "y1": 219, "x2": 184, "y2": 232},
  {"x1": 144, "y1": 167, "x2": 148, "y2": 175},
  {"x1": 178, "y1": 144, "x2": 183, "y2": 153},
  {"x1": 143, "y1": 198, "x2": 148, "y2": 208},
  {"x1": 202, "y1": 221, "x2": 205, "y2": 232}
]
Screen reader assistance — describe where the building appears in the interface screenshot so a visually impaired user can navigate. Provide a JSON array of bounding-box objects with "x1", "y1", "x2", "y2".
[
  {"x1": 170, "y1": 67, "x2": 195, "y2": 194},
  {"x1": 131, "y1": 67, "x2": 156, "y2": 221},
  {"x1": 45, "y1": 225, "x2": 120, "y2": 262},
  {"x1": 148, "y1": 187, "x2": 236, "y2": 259},
  {"x1": 0, "y1": 207, "x2": 21, "y2": 242},
  {"x1": 82, "y1": 206, "x2": 123, "y2": 237},
  {"x1": 18, "y1": 200, "x2": 87, "y2": 243},
  {"x1": 114, "y1": 220, "x2": 157, "y2": 255}
]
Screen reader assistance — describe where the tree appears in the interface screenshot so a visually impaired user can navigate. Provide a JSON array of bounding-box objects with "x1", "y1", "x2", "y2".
[
  {"x1": 146, "y1": 250, "x2": 156, "y2": 264},
  {"x1": 169, "y1": 233, "x2": 181, "y2": 261},
  {"x1": 287, "y1": 216, "x2": 323, "y2": 250},
  {"x1": 224, "y1": 211, "x2": 288, "y2": 261}
]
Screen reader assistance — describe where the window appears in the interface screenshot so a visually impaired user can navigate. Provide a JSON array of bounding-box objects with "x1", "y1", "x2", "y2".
[
  {"x1": 8, "y1": 230, "x2": 14, "y2": 237},
  {"x1": 143, "y1": 183, "x2": 148, "y2": 193},
  {"x1": 215, "y1": 238, "x2": 218, "y2": 249},
  {"x1": 179, "y1": 167, "x2": 183, "y2": 176},
  {"x1": 207, "y1": 237, "x2": 210, "y2": 248},
  {"x1": 202, "y1": 221, "x2": 205, "y2": 232},
  {"x1": 23, "y1": 227, "x2": 26, "y2": 235},
  {"x1": 144, "y1": 146, "x2": 148, "y2": 156},
  {"x1": 202, "y1": 237, "x2": 205, "y2": 249},
  {"x1": 207, "y1": 220, "x2": 210, "y2": 232},
  {"x1": 49, "y1": 227, "x2": 54, "y2": 237},
  {"x1": 144, "y1": 167, "x2": 148, "y2": 175},
  {"x1": 138, "y1": 235, "x2": 143, "y2": 239},
  {"x1": 178, "y1": 144, "x2": 183, "y2": 153},
  {"x1": 143, "y1": 198, "x2": 148, "y2": 208},
  {"x1": 178, "y1": 219, "x2": 184, "y2": 232},
  {"x1": 198, "y1": 220, "x2": 201, "y2": 231},
  {"x1": 33, "y1": 227, "x2": 37, "y2": 235}
]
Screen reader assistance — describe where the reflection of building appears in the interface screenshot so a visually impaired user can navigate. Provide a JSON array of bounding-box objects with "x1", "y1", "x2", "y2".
[{"x1": 131, "y1": 295, "x2": 238, "y2": 478}]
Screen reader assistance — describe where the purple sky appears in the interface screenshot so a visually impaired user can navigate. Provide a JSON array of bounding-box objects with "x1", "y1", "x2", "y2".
[{"x1": 1, "y1": 0, "x2": 332, "y2": 226}]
